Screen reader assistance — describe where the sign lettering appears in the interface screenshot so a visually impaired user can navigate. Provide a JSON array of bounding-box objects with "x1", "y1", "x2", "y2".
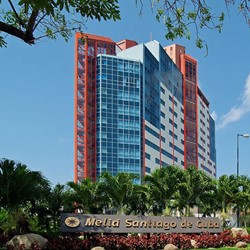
[{"x1": 61, "y1": 213, "x2": 222, "y2": 234}]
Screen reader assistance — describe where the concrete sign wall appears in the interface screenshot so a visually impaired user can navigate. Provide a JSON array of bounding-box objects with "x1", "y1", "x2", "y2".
[{"x1": 61, "y1": 213, "x2": 222, "y2": 233}]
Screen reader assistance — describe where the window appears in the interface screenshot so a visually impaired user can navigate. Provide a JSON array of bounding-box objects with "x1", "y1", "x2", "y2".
[
  {"x1": 198, "y1": 153, "x2": 205, "y2": 161},
  {"x1": 155, "y1": 158, "x2": 160, "y2": 164},
  {"x1": 170, "y1": 120, "x2": 178, "y2": 129},
  {"x1": 145, "y1": 125, "x2": 159, "y2": 139},
  {"x1": 146, "y1": 139, "x2": 159, "y2": 151},
  {"x1": 198, "y1": 143, "x2": 205, "y2": 152},
  {"x1": 161, "y1": 148, "x2": 177, "y2": 161},
  {"x1": 169, "y1": 130, "x2": 178, "y2": 140},
  {"x1": 169, "y1": 142, "x2": 184, "y2": 155},
  {"x1": 146, "y1": 153, "x2": 151, "y2": 160}
]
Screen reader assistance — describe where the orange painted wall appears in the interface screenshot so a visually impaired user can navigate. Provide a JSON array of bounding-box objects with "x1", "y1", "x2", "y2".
[{"x1": 117, "y1": 39, "x2": 138, "y2": 50}]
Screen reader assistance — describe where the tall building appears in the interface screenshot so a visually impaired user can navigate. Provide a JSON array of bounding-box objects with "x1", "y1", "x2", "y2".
[{"x1": 74, "y1": 33, "x2": 216, "y2": 183}]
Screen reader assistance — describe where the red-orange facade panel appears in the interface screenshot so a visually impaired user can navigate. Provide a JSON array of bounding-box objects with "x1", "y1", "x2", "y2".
[
  {"x1": 74, "y1": 33, "x2": 116, "y2": 182},
  {"x1": 180, "y1": 55, "x2": 198, "y2": 169},
  {"x1": 117, "y1": 39, "x2": 138, "y2": 50}
]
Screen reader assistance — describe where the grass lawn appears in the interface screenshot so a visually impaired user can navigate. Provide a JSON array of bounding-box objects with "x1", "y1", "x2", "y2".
[{"x1": 197, "y1": 245, "x2": 250, "y2": 249}]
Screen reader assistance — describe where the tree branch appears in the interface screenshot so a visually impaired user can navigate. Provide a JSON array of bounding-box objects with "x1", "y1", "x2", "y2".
[
  {"x1": 33, "y1": 27, "x2": 76, "y2": 42},
  {"x1": 26, "y1": 10, "x2": 39, "y2": 33},
  {"x1": 7, "y1": 0, "x2": 26, "y2": 28},
  {"x1": 33, "y1": 13, "x2": 47, "y2": 32},
  {"x1": 0, "y1": 21, "x2": 34, "y2": 44}
]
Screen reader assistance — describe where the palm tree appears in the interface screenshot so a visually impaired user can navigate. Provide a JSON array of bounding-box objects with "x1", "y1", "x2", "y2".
[
  {"x1": 144, "y1": 165, "x2": 184, "y2": 215},
  {"x1": 99, "y1": 172, "x2": 140, "y2": 215},
  {"x1": 125, "y1": 184, "x2": 150, "y2": 215},
  {"x1": 0, "y1": 158, "x2": 50, "y2": 233},
  {"x1": 234, "y1": 175, "x2": 250, "y2": 227},
  {"x1": 217, "y1": 174, "x2": 239, "y2": 215},
  {"x1": 29, "y1": 185, "x2": 74, "y2": 232},
  {"x1": 205, "y1": 174, "x2": 241, "y2": 227},
  {"x1": 67, "y1": 178, "x2": 106, "y2": 214},
  {"x1": 0, "y1": 159, "x2": 50, "y2": 211},
  {"x1": 196, "y1": 178, "x2": 219, "y2": 217},
  {"x1": 50, "y1": 184, "x2": 76, "y2": 225},
  {"x1": 176, "y1": 166, "x2": 215, "y2": 216}
]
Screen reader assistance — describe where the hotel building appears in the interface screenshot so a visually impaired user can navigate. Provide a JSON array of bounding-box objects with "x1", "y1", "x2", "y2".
[{"x1": 74, "y1": 33, "x2": 216, "y2": 183}]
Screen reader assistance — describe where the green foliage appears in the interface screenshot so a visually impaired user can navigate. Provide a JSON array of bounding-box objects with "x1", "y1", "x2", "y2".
[
  {"x1": 246, "y1": 227, "x2": 250, "y2": 234},
  {"x1": 144, "y1": 165, "x2": 184, "y2": 215},
  {"x1": 99, "y1": 172, "x2": 142, "y2": 215},
  {"x1": 0, "y1": 0, "x2": 120, "y2": 46},
  {"x1": 0, "y1": 209, "x2": 16, "y2": 233},
  {"x1": 0, "y1": 159, "x2": 51, "y2": 211},
  {"x1": 67, "y1": 178, "x2": 106, "y2": 214},
  {"x1": 217, "y1": 174, "x2": 239, "y2": 213},
  {"x1": 125, "y1": 184, "x2": 150, "y2": 215},
  {"x1": 0, "y1": 36, "x2": 7, "y2": 47},
  {"x1": 176, "y1": 166, "x2": 216, "y2": 216},
  {"x1": 0, "y1": 0, "x2": 249, "y2": 47},
  {"x1": 149, "y1": 0, "x2": 249, "y2": 50}
]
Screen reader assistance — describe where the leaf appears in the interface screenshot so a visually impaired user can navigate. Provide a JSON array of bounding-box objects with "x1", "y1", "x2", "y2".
[
  {"x1": 0, "y1": 36, "x2": 7, "y2": 47},
  {"x1": 188, "y1": 12, "x2": 197, "y2": 20},
  {"x1": 64, "y1": 0, "x2": 69, "y2": 12},
  {"x1": 219, "y1": 12, "x2": 225, "y2": 22}
]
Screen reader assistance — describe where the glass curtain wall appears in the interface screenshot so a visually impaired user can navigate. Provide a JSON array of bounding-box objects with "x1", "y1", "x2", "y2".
[{"x1": 96, "y1": 55, "x2": 142, "y2": 183}]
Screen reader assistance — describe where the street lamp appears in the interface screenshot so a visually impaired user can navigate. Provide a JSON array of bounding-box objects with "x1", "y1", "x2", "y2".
[{"x1": 236, "y1": 133, "x2": 249, "y2": 227}]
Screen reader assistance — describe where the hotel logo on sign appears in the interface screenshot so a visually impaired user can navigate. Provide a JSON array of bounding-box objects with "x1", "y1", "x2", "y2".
[{"x1": 64, "y1": 216, "x2": 80, "y2": 228}]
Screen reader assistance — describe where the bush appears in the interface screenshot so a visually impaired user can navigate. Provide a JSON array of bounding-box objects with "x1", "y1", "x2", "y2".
[
  {"x1": 2, "y1": 230, "x2": 250, "y2": 250},
  {"x1": 42, "y1": 230, "x2": 250, "y2": 250},
  {"x1": 245, "y1": 227, "x2": 250, "y2": 234},
  {"x1": 192, "y1": 230, "x2": 236, "y2": 248},
  {"x1": 0, "y1": 234, "x2": 9, "y2": 249}
]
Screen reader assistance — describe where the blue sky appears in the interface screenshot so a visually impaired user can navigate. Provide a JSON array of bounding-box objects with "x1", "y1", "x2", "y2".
[{"x1": 0, "y1": 1, "x2": 249, "y2": 185}]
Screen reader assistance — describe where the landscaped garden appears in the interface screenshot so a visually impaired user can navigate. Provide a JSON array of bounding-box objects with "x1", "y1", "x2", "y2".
[
  {"x1": 1, "y1": 230, "x2": 250, "y2": 249},
  {"x1": 1, "y1": 159, "x2": 250, "y2": 249}
]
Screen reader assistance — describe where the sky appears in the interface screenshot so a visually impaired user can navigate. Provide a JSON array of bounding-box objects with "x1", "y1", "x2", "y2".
[{"x1": 0, "y1": 1, "x2": 250, "y2": 185}]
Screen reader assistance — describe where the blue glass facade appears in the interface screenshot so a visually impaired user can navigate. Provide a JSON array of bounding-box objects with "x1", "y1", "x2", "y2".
[
  {"x1": 96, "y1": 55, "x2": 143, "y2": 182},
  {"x1": 143, "y1": 44, "x2": 182, "y2": 129},
  {"x1": 209, "y1": 115, "x2": 216, "y2": 163},
  {"x1": 144, "y1": 47, "x2": 161, "y2": 129},
  {"x1": 158, "y1": 46, "x2": 183, "y2": 103}
]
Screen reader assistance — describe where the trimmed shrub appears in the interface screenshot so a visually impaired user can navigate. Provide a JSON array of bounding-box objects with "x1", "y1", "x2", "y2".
[{"x1": 3, "y1": 230, "x2": 250, "y2": 250}]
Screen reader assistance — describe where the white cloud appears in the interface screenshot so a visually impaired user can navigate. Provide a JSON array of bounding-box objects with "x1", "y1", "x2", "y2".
[
  {"x1": 216, "y1": 73, "x2": 250, "y2": 130},
  {"x1": 210, "y1": 111, "x2": 217, "y2": 122}
]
